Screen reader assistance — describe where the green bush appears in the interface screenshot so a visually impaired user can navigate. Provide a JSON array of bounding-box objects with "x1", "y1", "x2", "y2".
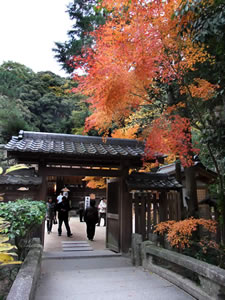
[{"x1": 0, "y1": 199, "x2": 45, "y2": 259}]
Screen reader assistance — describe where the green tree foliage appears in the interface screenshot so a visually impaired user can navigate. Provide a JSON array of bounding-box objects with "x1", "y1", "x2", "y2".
[
  {"x1": 71, "y1": 100, "x2": 89, "y2": 134},
  {"x1": 0, "y1": 61, "x2": 34, "y2": 99},
  {"x1": 53, "y1": 0, "x2": 106, "y2": 73},
  {"x1": 0, "y1": 95, "x2": 30, "y2": 143},
  {"x1": 0, "y1": 61, "x2": 88, "y2": 142},
  {"x1": 0, "y1": 199, "x2": 45, "y2": 260}
]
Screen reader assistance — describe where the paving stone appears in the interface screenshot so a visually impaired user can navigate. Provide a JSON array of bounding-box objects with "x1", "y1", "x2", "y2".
[{"x1": 35, "y1": 257, "x2": 194, "y2": 300}]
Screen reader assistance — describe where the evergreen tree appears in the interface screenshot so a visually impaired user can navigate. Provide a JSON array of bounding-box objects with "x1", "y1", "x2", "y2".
[
  {"x1": 53, "y1": 0, "x2": 106, "y2": 73},
  {"x1": 0, "y1": 61, "x2": 88, "y2": 142}
]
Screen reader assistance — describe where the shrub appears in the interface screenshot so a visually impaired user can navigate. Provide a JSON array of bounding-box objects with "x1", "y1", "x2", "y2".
[
  {"x1": 0, "y1": 217, "x2": 21, "y2": 300},
  {"x1": 0, "y1": 199, "x2": 45, "y2": 260},
  {"x1": 0, "y1": 217, "x2": 21, "y2": 266},
  {"x1": 154, "y1": 218, "x2": 225, "y2": 268}
]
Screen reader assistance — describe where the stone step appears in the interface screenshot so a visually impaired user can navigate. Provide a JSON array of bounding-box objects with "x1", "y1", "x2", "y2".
[
  {"x1": 42, "y1": 250, "x2": 121, "y2": 259},
  {"x1": 62, "y1": 247, "x2": 93, "y2": 251},
  {"x1": 62, "y1": 240, "x2": 93, "y2": 252},
  {"x1": 62, "y1": 241, "x2": 88, "y2": 244}
]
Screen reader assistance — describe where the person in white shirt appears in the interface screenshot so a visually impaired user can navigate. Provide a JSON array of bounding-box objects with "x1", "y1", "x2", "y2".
[
  {"x1": 97, "y1": 198, "x2": 107, "y2": 226},
  {"x1": 57, "y1": 192, "x2": 63, "y2": 204}
]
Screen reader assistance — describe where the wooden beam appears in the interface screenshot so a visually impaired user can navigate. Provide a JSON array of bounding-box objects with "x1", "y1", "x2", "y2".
[
  {"x1": 43, "y1": 167, "x2": 122, "y2": 177},
  {"x1": 7, "y1": 152, "x2": 143, "y2": 169}
]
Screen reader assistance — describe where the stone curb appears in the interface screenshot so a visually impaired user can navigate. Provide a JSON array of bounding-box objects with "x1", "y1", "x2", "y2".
[{"x1": 6, "y1": 238, "x2": 43, "y2": 300}]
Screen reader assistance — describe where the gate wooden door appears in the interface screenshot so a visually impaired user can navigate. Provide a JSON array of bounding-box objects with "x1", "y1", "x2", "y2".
[{"x1": 106, "y1": 179, "x2": 120, "y2": 252}]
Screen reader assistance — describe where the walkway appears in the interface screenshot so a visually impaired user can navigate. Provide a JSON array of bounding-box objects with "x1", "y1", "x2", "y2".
[
  {"x1": 43, "y1": 216, "x2": 106, "y2": 254},
  {"x1": 35, "y1": 217, "x2": 195, "y2": 300}
]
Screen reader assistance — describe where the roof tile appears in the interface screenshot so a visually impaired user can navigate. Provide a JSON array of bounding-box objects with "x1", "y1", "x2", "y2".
[
  {"x1": 126, "y1": 172, "x2": 182, "y2": 190},
  {"x1": 5, "y1": 131, "x2": 147, "y2": 160}
]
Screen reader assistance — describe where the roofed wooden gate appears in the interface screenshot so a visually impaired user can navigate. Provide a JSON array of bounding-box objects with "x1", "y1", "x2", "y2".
[{"x1": 5, "y1": 130, "x2": 156, "y2": 253}]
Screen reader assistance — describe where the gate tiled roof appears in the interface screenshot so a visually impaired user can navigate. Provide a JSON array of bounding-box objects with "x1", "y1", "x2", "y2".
[
  {"x1": 5, "y1": 131, "x2": 145, "y2": 159},
  {"x1": 0, "y1": 175, "x2": 42, "y2": 186},
  {"x1": 126, "y1": 172, "x2": 182, "y2": 190}
]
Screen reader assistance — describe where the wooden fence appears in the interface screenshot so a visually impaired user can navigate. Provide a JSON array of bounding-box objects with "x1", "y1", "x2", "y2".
[{"x1": 132, "y1": 190, "x2": 181, "y2": 240}]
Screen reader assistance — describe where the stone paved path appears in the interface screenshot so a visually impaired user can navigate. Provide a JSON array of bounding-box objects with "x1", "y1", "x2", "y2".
[
  {"x1": 35, "y1": 256, "x2": 195, "y2": 300},
  {"x1": 35, "y1": 217, "x2": 195, "y2": 300}
]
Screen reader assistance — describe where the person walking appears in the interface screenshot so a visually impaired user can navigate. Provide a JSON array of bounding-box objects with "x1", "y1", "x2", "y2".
[
  {"x1": 57, "y1": 192, "x2": 63, "y2": 204},
  {"x1": 78, "y1": 200, "x2": 84, "y2": 222},
  {"x1": 57, "y1": 196, "x2": 73, "y2": 237},
  {"x1": 84, "y1": 199, "x2": 99, "y2": 241},
  {"x1": 46, "y1": 197, "x2": 56, "y2": 234},
  {"x1": 97, "y1": 198, "x2": 107, "y2": 226}
]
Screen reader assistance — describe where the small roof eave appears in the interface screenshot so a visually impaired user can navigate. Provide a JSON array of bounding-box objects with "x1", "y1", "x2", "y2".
[{"x1": 126, "y1": 172, "x2": 182, "y2": 191}]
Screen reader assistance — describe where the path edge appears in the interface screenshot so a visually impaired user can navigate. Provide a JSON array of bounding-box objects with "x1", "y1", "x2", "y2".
[{"x1": 6, "y1": 238, "x2": 43, "y2": 300}]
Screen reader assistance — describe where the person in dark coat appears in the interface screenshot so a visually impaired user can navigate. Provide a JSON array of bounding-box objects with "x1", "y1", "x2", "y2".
[
  {"x1": 84, "y1": 199, "x2": 99, "y2": 241},
  {"x1": 46, "y1": 197, "x2": 56, "y2": 234},
  {"x1": 57, "y1": 196, "x2": 72, "y2": 237}
]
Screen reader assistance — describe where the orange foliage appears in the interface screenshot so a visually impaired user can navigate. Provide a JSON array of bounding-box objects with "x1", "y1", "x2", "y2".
[
  {"x1": 154, "y1": 218, "x2": 217, "y2": 250},
  {"x1": 84, "y1": 177, "x2": 106, "y2": 189},
  {"x1": 111, "y1": 125, "x2": 139, "y2": 139},
  {"x1": 153, "y1": 220, "x2": 176, "y2": 235},
  {"x1": 180, "y1": 78, "x2": 219, "y2": 101},
  {"x1": 145, "y1": 113, "x2": 199, "y2": 167},
  {"x1": 72, "y1": 0, "x2": 214, "y2": 166}
]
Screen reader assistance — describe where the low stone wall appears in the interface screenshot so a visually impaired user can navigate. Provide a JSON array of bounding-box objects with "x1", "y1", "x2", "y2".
[
  {"x1": 0, "y1": 263, "x2": 20, "y2": 299},
  {"x1": 6, "y1": 238, "x2": 42, "y2": 300},
  {"x1": 132, "y1": 233, "x2": 225, "y2": 300}
]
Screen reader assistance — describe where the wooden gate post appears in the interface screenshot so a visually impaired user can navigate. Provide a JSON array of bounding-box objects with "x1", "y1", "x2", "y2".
[
  {"x1": 37, "y1": 162, "x2": 47, "y2": 245},
  {"x1": 184, "y1": 166, "x2": 198, "y2": 217},
  {"x1": 38, "y1": 162, "x2": 47, "y2": 202},
  {"x1": 120, "y1": 162, "x2": 132, "y2": 253}
]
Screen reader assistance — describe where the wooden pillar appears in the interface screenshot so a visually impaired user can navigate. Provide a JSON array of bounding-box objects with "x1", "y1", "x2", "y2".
[
  {"x1": 56, "y1": 176, "x2": 64, "y2": 196},
  {"x1": 184, "y1": 166, "x2": 198, "y2": 217},
  {"x1": 175, "y1": 161, "x2": 185, "y2": 219},
  {"x1": 37, "y1": 162, "x2": 48, "y2": 245},
  {"x1": 140, "y1": 193, "x2": 146, "y2": 240},
  {"x1": 147, "y1": 194, "x2": 152, "y2": 234},
  {"x1": 177, "y1": 191, "x2": 182, "y2": 221},
  {"x1": 175, "y1": 160, "x2": 182, "y2": 183},
  {"x1": 119, "y1": 161, "x2": 132, "y2": 253},
  {"x1": 159, "y1": 191, "x2": 167, "y2": 222},
  {"x1": 134, "y1": 195, "x2": 140, "y2": 234},
  {"x1": 38, "y1": 163, "x2": 48, "y2": 202},
  {"x1": 153, "y1": 194, "x2": 157, "y2": 228}
]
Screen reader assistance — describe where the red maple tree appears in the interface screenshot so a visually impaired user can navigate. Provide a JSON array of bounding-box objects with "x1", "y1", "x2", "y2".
[{"x1": 72, "y1": 0, "x2": 218, "y2": 167}]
